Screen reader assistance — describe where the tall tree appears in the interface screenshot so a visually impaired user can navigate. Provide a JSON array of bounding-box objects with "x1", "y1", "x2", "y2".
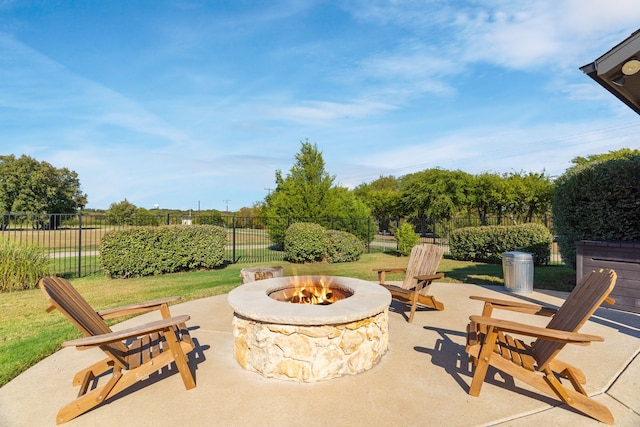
[
  {"x1": 265, "y1": 140, "x2": 335, "y2": 219},
  {"x1": 264, "y1": 140, "x2": 371, "y2": 244},
  {"x1": 0, "y1": 154, "x2": 87, "y2": 215}
]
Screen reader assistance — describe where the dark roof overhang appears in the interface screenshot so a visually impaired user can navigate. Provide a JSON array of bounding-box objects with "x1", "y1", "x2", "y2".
[{"x1": 580, "y1": 29, "x2": 640, "y2": 115}]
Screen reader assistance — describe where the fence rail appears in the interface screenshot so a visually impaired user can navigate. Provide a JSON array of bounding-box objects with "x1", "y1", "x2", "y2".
[{"x1": 0, "y1": 213, "x2": 562, "y2": 278}]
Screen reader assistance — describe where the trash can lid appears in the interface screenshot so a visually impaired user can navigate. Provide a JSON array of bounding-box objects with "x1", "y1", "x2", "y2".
[{"x1": 502, "y1": 251, "x2": 533, "y2": 259}]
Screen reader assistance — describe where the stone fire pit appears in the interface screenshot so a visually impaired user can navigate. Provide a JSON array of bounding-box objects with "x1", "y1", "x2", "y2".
[{"x1": 227, "y1": 276, "x2": 391, "y2": 382}]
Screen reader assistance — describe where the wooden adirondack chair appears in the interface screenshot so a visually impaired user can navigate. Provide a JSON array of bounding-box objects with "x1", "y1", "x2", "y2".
[
  {"x1": 39, "y1": 276, "x2": 196, "y2": 424},
  {"x1": 374, "y1": 243, "x2": 445, "y2": 323},
  {"x1": 465, "y1": 268, "x2": 617, "y2": 424}
]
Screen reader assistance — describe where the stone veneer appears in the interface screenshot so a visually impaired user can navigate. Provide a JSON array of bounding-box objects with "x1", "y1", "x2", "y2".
[{"x1": 227, "y1": 276, "x2": 391, "y2": 382}]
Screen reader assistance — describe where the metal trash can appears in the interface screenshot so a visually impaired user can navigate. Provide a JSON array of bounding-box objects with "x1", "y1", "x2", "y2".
[{"x1": 502, "y1": 251, "x2": 534, "y2": 294}]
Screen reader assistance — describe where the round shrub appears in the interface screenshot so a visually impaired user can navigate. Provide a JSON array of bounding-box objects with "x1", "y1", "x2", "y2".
[
  {"x1": 395, "y1": 222, "x2": 419, "y2": 255},
  {"x1": 553, "y1": 155, "x2": 640, "y2": 269},
  {"x1": 99, "y1": 225, "x2": 227, "y2": 278},
  {"x1": 0, "y1": 239, "x2": 49, "y2": 292},
  {"x1": 325, "y1": 230, "x2": 365, "y2": 263},
  {"x1": 284, "y1": 222, "x2": 327, "y2": 263},
  {"x1": 450, "y1": 223, "x2": 552, "y2": 266}
]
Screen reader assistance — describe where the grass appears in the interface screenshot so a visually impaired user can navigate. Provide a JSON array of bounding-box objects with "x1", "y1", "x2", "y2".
[{"x1": 0, "y1": 252, "x2": 575, "y2": 387}]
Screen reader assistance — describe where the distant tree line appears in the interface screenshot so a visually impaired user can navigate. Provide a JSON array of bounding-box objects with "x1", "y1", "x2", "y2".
[{"x1": 353, "y1": 169, "x2": 554, "y2": 233}]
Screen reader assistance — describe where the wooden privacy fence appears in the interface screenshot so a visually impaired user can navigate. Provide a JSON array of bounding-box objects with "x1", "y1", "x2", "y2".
[{"x1": 0, "y1": 213, "x2": 562, "y2": 278}]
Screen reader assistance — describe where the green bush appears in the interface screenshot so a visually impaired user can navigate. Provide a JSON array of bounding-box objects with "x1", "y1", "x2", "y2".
[
  {"x1": 325, "y1": 230, "x2": 365, "y2": 263},
  {"x1": 284, "y1": 222, "x2": 365, "y2": 263},
  {"x1": 284, "y1": 222, "x2": 327, "y2": 263},
  {"x1": 395, "y1": 222, "x2": 419, "y2": 255},
  {"x1": 99, "y1": 225, "x2": 227, "y2": 278},
  {"x1": 553, "y1": 155, "x2": 640, "y2": 269},
  {"x1": 0, "y1": 239, "x2": 49, "y2": 292},
  {"x1": 450, "y1": 223, "x2": 552, "y2": 266}
]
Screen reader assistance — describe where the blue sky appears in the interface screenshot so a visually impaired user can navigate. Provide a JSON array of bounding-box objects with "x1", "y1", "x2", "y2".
[{"x1": 2, "y1": 1, "x2": 640, "y2": 211}]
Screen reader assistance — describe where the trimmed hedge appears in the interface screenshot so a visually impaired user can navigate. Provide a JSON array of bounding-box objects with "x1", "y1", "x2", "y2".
[
  {"x1": 325, "y1": 230, "x2": 365, "y2": 263},
  {"x1": 99, "y1": 225, "x2": 227, "y2": 278},
  {"x1": 284, "y1": 222, "x2": 364, "y2": 263},
  {"x1": 449, "y1": 223, "x2": 552, "y2": 266},
  {"x1": 284, "y1": 222, "x2": 327, "y2": 263},
  {"x1": 553, "y1": 155, "x2": 640, "y2": 269},
  {"x1": 0, "y1": 239, "x2": 49, "y2": 292}
]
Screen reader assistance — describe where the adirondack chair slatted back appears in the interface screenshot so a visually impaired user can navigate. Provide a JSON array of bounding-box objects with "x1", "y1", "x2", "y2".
[
  {"x1": 40, "y1": 277, "x2": 129, "y2": 364},
  {"x1": 402, "y1": 244, "x2": 444, "y2": 291},
  {"x1": 532, "y1": 269, "x2": 617, "y2": 369}
]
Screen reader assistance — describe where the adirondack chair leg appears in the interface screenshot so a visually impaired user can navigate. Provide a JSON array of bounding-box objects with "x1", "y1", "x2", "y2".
[
  {"x1": 468, "y1": 327, "x2": 498, "y2": 396},
  {"x1": 55, "y1": 366, "x2": 123, "y2": 424},
  {"x1": 541, "y1": 369, "x2": 614, "y2": 425},
  {"x1": 163, "y1": 326, "x2": 196, "y2": 389},
  {"x1": 408, "y1": 292, "x2": 420, "y2": 323}
]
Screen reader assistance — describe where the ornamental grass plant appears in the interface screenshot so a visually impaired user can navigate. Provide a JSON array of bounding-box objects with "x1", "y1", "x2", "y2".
[{"x1": 0, "y1": 238, "x2": 49, "y2": 292}]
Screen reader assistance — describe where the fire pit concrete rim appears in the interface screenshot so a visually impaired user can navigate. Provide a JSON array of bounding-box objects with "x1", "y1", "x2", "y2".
[{"x1": 227, "y1": 275, "x2": 391, "y2": 326}]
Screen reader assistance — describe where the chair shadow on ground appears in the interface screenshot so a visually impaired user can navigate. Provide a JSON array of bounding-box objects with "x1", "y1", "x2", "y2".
[
  {"x1": 79, "y1": 327, "x2": 210, "y2": 416},
  {"x1": 414, "y1": 326, "x2": 558, "y2": 406},
  {"x1": 388, "y1": 300, "x2": 439, "y2": 322}
]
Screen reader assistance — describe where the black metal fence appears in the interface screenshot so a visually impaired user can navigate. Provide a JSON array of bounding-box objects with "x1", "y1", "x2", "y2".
[{"x1": 0, "y1": 213, "x2": 562, "y2": 278}]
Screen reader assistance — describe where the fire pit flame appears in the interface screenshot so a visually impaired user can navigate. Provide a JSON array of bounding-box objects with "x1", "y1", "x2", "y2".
[{"x1": 269, "y1": 276, "x2": 353, "y2": 305}]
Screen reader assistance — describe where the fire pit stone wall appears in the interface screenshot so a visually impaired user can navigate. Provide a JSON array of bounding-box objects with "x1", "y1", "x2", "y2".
[{"x1": 228, "y1": 276, "x2": 391, "y2": 382}]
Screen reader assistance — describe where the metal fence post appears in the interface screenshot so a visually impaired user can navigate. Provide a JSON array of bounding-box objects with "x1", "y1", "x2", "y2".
[
  {"x1": 232, "y1": 213, "x2": 237, "y2": 263},
  {"x1": 77, "y1": 213, "x2": 82, "y2": 277}
]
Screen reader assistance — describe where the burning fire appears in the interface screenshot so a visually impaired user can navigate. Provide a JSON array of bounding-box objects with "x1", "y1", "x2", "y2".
[{"x1": 281, "y1": 276, "x2": 342, "y2": 305}]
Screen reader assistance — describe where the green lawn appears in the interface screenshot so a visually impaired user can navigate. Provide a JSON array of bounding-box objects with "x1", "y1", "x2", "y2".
[{"x1": 0, "y1": 252, "x2": 575, "y2": 387}]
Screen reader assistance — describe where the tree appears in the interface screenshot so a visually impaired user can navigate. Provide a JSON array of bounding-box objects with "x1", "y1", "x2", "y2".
[
  {"x1": 266, "y1": 139, "x2": 335, "y2": 219},
  {"x1": 504, "y1": 171, "x2": 554, "y2": 223},
  {"x1": 470, "y1": 172, "x2": 507, "y2": 225},
  {"x1": 399, "y1": 168, "x2": 473, "y2": 234},
  {"x1": 106, "y1": 199, "x2": 137, "y2": 225},
  {"x1": 0, "y1": 155, "x2": 87, "y2": 216},
  {"x1": 264, "y1": 140, "x2": 372, "y2": 245},
  {"x1": 353, "y1": 175, "x2": 401, "y2": 232}
]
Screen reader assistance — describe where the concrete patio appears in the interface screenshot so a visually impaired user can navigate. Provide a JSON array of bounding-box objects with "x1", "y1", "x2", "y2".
[{"x1": 1, "y1": 281, "x2": 639, "y2": 426}]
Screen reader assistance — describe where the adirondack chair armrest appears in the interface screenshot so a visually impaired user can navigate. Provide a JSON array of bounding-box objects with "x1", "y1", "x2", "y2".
[
  {"x1": 98, "y1": 296, "x2": 182, "y2": 319},
  {"x1": 469, "y1": 295, "x2": 557, "y2": 317},
  {"x1": 373, "y1": 268, "x2": 407, "y2": 284},
  {"x1": 415, "y1": 272, "x2": 444, "y2": 282},
  {"x1": 469, "y1": 315, "x2": 604, "y2": 344},
  {"x1": 61, "y1": 315, "x2": 191, "y2": 349}
]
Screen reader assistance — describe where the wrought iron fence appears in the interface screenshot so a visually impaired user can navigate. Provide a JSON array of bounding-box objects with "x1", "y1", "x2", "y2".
[{"x1": 0, "y1": 213, "x2": 562, "y2": 278}]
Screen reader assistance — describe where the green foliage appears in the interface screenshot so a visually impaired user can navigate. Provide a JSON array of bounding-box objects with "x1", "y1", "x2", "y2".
[
  {"x1": 395, "y1": 222, "x2": 419, "y2": 255},
  {"x1": 0, "y1": 155, "x2": 87, "y2": 226},
  {"x1": 353, "y1": 175, "x2": 402, "y2": 230},
  {"x1": 553, "y1": 153, "x2": 640, "y2": 269},
  {"x1": 0, "y1": 239, "x2": 49, "y2": 292},
  {"x1": 571, "y1": 147, "x2": 640, "y2": 166},
  {"x1": 106, "y1": 199, "x2": 138, "y2": 225},
  {"x1": 284, "y1": 222, "x2": 327, "y2": 263},
  {"x1": 325, "y1": 230, "x2": 365, "y2": 263},
  {"x1": 134, "y1": 207, "x2": 160, "y2": 226},
  {"x1": 284, "y1": 222, "x2": 364, "y2": 263},
  {"x1": 264, "y1": 140, "x2": 372, "y2": 247},
  {"x1": 450, "y1": 223, "x2": 552, "y2": 266},
  {"x1": 99, "y1": 225, "x2": 227, "y2": 278},
  {"x1": 400, "y1": 168, "x2": 473, "y2": 220}
]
